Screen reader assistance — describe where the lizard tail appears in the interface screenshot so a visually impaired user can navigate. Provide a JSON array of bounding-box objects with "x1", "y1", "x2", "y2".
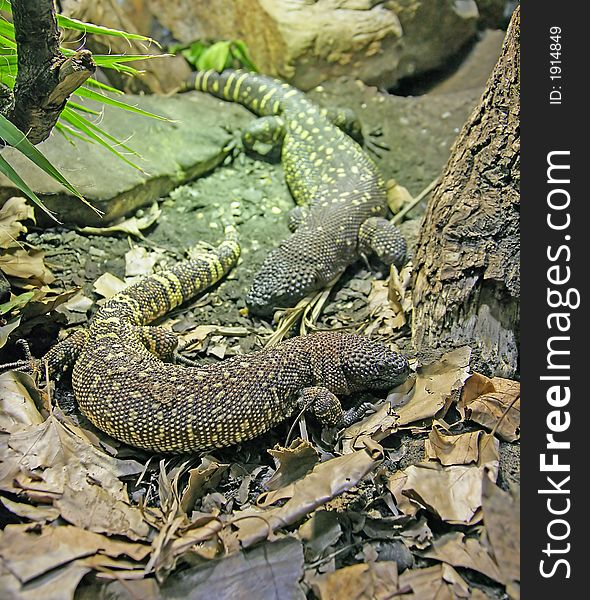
[{"x1": 185, "y1": 69, "x2": 302, "y2": 116}]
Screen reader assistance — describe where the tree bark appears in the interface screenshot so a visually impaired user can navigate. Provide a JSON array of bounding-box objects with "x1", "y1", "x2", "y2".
[
  {"x1": 411, "y1": 7, "x2": 520, "y2": 377},
  {"x1": 4, "y1": 0, "x2": 95, "y2": 144}
]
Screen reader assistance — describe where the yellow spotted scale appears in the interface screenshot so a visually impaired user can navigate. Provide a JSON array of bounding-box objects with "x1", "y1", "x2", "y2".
[{"x1": 188, "y1": 69, "x2": 407, "y2": 316}]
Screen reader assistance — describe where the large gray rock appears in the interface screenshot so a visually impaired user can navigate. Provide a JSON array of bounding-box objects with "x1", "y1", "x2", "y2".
[
  {"x1": 59, "y1": 0, "x2": 192, "y2": 94},
  {"x1": 144, "y1": 0, "x2": 480, "y2": 90},
  {"x1": 0, "y1": 93, "x2": 251, "y2": 225}
]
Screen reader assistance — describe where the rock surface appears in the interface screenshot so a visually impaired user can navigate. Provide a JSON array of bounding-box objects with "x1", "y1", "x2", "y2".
[
  {"x1": 142, "y1": 0, "x2": 481, "y2": 90},
  {"x1": 0, "y1": 93, "x2": 252, "y2": 226},
  {"x1": 59, "y1": 0, "x2": 192, "y2": 94},
  {"x1": 475, "y1": 0, "x2": 512, "y2": 28}
]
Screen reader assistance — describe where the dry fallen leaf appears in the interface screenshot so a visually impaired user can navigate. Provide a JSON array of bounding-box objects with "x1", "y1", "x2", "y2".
[
  {"x1": 266, "y1": 438, "x2": 319, "y2": 491},
  {"x1": 393, "y1": 347, "x2": 471, "y2": 425},
  {"x1": 125, "y1": 246, "x2": 166, "y2": 278},
  {"x1": 0, "y1": 558, "x2": 92, "y2": 600},
  {"x1": 0, "y1": 523, "x2": 150, "y2": 584},
  {"x1": 298, "y1": 510, "x2": 342, "y2": 562},
  {"x1": 0, "y1": 315, "x2": 21, "y2": 348},
  {"x1": 54, "y1": 291, "x2": 94, "y2": 325},
  {"x1": 144, "y1": 461, "x2": 225, "y2": 580},
  {"x1": 93, "y1": 272, "x2": 127, "y2": 299},
  {"x1": 0, "y1": 197, "x2": 34, "y2": 249},
  {"x1": 79, "y1": 537, "x2": 304, "y2": 600},
  {"x1": 425, "y1": 424, "x2": 500, "y2": 477},
  {"x1": 1, "y1": 412, "x2": 148, "y2": 540},
  {"x1": 398, "y1": 563, "x2": 470, "y2": 599},
  {"x1": 79, "y1": 203, "x2": 161, "y2": 239},
  {"x1": 0, "y1": 496, "x2": 60, "y2": 523},
  {"x1": 363, "y1": 263, "x2": 413, "y2": 335},
  {"x1": 180, "y1": 458, "x2": 229, "y2": 514},
  {"x1": 18, "y1": 287, "x2": 80, "y2": 321},
  {"x1": 398, "y1": 515, "x2": 433, "y2": 550},
  {"x1": 233, "y1": 442, "x2": 384, "y2": 548},
  {"x1": 341, "y1": 347, "x2": 471, "y2": 453},
  {"x1": 401, "y1": 462, "x2": 488, "y2": 525},
  {"x1": 0, "y1": 371, "x2": 44, "y2": 433},
  {"x1": 0, "y1": 247, "x2": 55, "y2": 287},
  {"x1": 417, "y1": 531, "x2": 502, "y2": 582},
  {"x1": 311, "y1": 560, "x2": 400, "y2": 600},
  {"x1": 482, "y1": 476, "x2": 520, "y2": 598},
  {"x1": 459, "y1": 373, "x2": 520, "y2": 441}
]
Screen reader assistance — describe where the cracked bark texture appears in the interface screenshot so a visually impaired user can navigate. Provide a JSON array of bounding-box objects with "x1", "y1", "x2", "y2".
[
  {"x1": 412, "y1": 7, "x2": 520, "y2": 377},
  {"x1": 5, "y1": 0, "x2": 95, "y2": 144}
]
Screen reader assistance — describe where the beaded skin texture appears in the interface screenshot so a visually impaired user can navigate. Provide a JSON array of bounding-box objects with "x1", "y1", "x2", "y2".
[
  {"x1": 40, "y1": 231, "x2": 410, "y2": 453},
  {"x1": 189, "y1": 69, "x2": 407, "y2": 316}
]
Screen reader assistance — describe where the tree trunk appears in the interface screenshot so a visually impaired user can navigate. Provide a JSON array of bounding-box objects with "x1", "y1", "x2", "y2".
[{"x1": 411, "y1": 7, "x2": 520, "y2": 377}]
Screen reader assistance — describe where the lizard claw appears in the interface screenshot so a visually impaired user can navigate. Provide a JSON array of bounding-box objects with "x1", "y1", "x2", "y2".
[
  {"x1": 0, "y1": 339, "x2": 40, "y2": 377},
  {"x1": 173, "y1": 352, "x2": 200, "y2": 367},
  {"x1": 364, "y1": 126, "x2": 390, "y2": 158},
  {"x1": 341, "y1": 401, "x2": 375, "y2": 427}
]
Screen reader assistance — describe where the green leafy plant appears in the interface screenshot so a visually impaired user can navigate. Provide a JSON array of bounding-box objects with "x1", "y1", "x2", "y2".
[
  {"x1": 0, "y1": 0, "x2": 169, "y2": 219},
  {"x1": 173, "y1": 39, "x2": 257, "y2": 72}
]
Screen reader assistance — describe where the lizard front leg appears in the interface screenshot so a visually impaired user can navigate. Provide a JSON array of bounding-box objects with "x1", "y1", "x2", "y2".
[
  {"x1": 242, "y1": 115, "x2": 286, "y2": 159},
  {"x1": 359, "y1": 217, "x2": 407, "y2": 267},
  {"x1": 297, "y1": 386, "x2": 373, "y2": 427}
]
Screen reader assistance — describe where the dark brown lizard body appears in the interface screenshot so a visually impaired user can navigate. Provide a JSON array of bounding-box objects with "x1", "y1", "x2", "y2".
[{"x1": 25, "y1": 230, "x2": 409, "y2": 453}]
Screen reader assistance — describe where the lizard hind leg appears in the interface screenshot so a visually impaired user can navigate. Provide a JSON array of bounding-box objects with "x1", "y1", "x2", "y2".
[
  {"x1": 134, "y1": 325, "x2": 179, "y2": 361},
  {"x1": 320, "y1": 107, "x2": 363, "y2": 145},
  {"x1": 358, "y1": 217, "x2": 407, "y2": 267},
  {"x1": 133, "y1": 325, "x2": 200, "y2": 366},
  {"x1": 1, "y1": 329, "x2": 90, "y2": 381}
]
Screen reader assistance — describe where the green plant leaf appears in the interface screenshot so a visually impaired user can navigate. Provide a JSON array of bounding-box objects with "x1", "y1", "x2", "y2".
[
  {"x1": 73, "y1": 87, "x2": 172, "y2": 121},
  {"x1": 0, "y1": 291, "x2": 34, "y2": 315},
  {"x1": 180, "y1": 41, "x2": 207, "y2": 66},
  {"x1": 0, "y1": 114, "x2": 86, "y2": 201},
  {"x1": 0, "y1": 33, "x2": 16, "y2": 50},
  {"x1": 91, "y1": 53, "x2": 168, "y2": 65},
  {"x1": 60, "y1": 107, "x2": 146, "y2": 171},
  {"x1": 230, "y1": 40, "x2": 258, "y2": 71},
  {"x1": 84, "y1": 77, "x2": 125, "y2": 95},
  {"x1": 196, "y1": 41, "x2": 231, "y2": 72},
  {"x1": 61, "y1": 106, "x2": 141, "y2": 156},
  {"x1": 66, "y1": 101, "x2": 101, "y2": 116},
  {"x1": 56, "y1": 15, "x2": 160, "y2": 46},
  {"x1": 60, "y1": 48, "x2": 144, "y2": 75},
  {"x1": 0, "y1": 114, "x2": 102, "y2": 219},
  {"x1": 176, "y1": 38, "x2": 257, "y2": 71},
  {"x1": 55, "y1": 122, "x2": 95, "y2": 145},
  {"x1": 0, "y1": 153, "x2": 57, "y2": 220},
  {"x1": 0, "y1": 0, "x2": 166, "y2": 209}
]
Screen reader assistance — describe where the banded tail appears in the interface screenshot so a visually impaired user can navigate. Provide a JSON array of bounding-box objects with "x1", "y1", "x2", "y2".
[
  {"x1": 102, "y1": 227, "x2": 240, "y2": 326},
  {"x1": 187, "y1": 69, "x2": 303, "y2": 117}
]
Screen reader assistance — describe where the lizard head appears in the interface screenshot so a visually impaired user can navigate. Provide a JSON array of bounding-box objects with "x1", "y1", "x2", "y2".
[
  {"x1": 246, "y1": 254, "x2": 320, "y2": 316},
  {"x1": 340, "y1": 335, "x2": 411, "y2": 392}
]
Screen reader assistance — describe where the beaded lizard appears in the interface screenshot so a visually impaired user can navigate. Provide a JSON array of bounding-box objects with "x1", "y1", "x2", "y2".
[{"x1": 187, "y1": 70, "x2": 407, "y2": 316}]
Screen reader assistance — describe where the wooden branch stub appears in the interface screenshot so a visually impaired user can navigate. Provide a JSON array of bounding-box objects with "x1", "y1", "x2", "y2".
[{"x1": 47, "y1": 50, "x2": 95, "y2": 106}]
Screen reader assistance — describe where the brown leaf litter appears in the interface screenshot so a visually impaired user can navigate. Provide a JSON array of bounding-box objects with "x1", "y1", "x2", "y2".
[{"x1": 0, "y1": 309, "x2": 520, "y2": 599}]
